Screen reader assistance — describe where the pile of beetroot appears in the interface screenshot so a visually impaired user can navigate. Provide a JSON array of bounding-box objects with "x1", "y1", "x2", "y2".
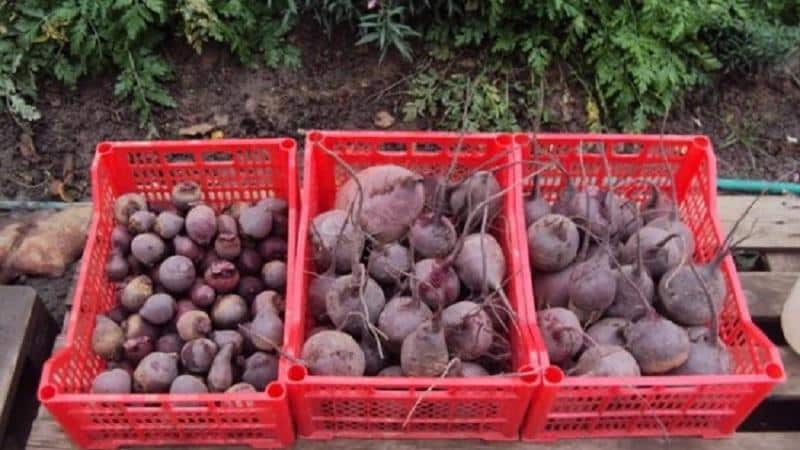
[
  {"x1": 302, "y1": 162, "x2": 516, "y2": 378},
  {"x1": 526, "y1": 174, "x2": 732, "y2": 377},
  {"x1": 90, "y1": 182, "x2": 288, "y2": 394}
]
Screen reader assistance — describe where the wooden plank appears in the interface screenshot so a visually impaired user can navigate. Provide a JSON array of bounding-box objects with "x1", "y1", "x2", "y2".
[
  {"x1": 766, "y1": 252, "x2": 800, "y2": 272},
  {"x1": 772, "y1": 347, "x2": 800, "y2": 397},
  {"x1": 0, "y1": 286, "x2": 39, "y2": 441},
  {"x1": 22, "y1": 429, "x2": 800, "y2": 450},
  {"x1": 717, "y1": 195, "x2": 800, "y2": 250},
  {"x1": 741, "y1": 272, "x2": 799, "y2": 318}
]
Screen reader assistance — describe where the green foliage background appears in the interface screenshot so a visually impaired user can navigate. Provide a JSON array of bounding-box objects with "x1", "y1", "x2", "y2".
[{"x1": 0, "y1": 0, "x2": 798, "y2": 132}]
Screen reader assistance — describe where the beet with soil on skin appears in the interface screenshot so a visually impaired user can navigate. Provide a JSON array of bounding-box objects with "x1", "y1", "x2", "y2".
[
  {"x1": 409, "y1": 213, "x2": 457, "y2": 259},
  {"x1": 454, "y1": 233, "x2": 506, "y2": 293},
  {"x1": 377, "y1": 296, "x2": 433, "y2": 351},
  {"x1": 139, "y1": 293, "x2": 176, "y2": 325},
  {"x1": 533, "y1": 265, "x2": 575, "y2": 310},
  {"x1": 121, "y1": 275, "x2": 154, "y2": 312},
  {"x1": 301, "y1": 330, "x2": 366, "y2": 376},
  {"x1": 189, "y1": 281, "x2": 215, "y2": 308},
  {"x1": 401, "y1": 318, "x2": 450, "y2": 377},
  {"x1": 133, "y1": 352, "x2": 179, "y2": 393},
  {"x1": 169, "y1": 374, "x2": 209, "y2": 394},
  {"x1": 128, "y1": 210, "x2": 156, "y2": 234},
  {"x1": 111, "y1": 225, "x2": 133, "y2": 253},
  {"x1": 256, "y1": 197, "x2": 288, "y2": 215},
  {"x1": 670, "y1": 327, "x2": 732, "y2": 375},
  {"x1": 360, "y1": 333, "x2": 390, "y2": 376},
  {"x1": 251, "y1": 291, "x2": 282, "y2": 319},
  {"x1": 441, "y1": 301, "x2": 494, "y2": 361},
  {"x1": 567, "y1": 249, "x2": 617, "y2": 319},
  {"x1": 606, "y1": 263, "x2": 654, "y2": 321},
  {"x1": 239, "y1": 205, "x2": 273, "y2": 240},
  {"x1": 237, "y1": 276, "x2": 265, "y2": 302},
  {"x1": 572, "y1": 344, "x2": 641, "y2": 377},
  {"x1": 449, "y1": 171, "x2": 501, "y2": 227},
  {"x1": 524, "y1": 196, "x2": 551, "y2": 227},
  {"x1": 239, "y1": 352, "x2": 275, "y2": 386},
  {"x1": 310, "y1": 210, "x2": 365, "y2": 274},
  {"x1": 123, "y1": 336, "x2": 154, "y2": 364},
  {"x1": 308, "y1": 273, "x2": 335, "y2": 322},
  {"x1": 171, "y1": 181, "x2": 202, "y2": 212},
  {"x1": 92, "y1": 369, "x2": 132, "y2": 393},
  {"x1": 325, "y1": 270, "x2": 386, "y2": 334},
  {"x1": 173, "y1": 235, "x2": 204, "y2": 265},
  {"x1": 377, "y1": 365, "x2": 404, "y2": 377},
  {"x1": 181, "y1": 338, "x2": 219, "y2": 373},
  {"x1": 154, "y1": 211, "x2": 184, "y2": 239},
  {"x1": 106, "y1": 250, "x2": 130, "y2": 281},
  {"x1": 130, "y1": 233, "x2": 166, "y2": 266},
  {"x1": 157, "y1": 255, "x2": 197, "y2": 294},
  {"x1": 411, "y1": 258, "x2": 460, "y2": 309},
  {"x1": 211, "y1": 330, "x2": 245, "y2": 356},
  {"x1": 585, "y1": 318, "x2": 629, "y2": 348},
  {"x1": 92, "y1": 315, "x2": 125, "y2": 360},
  {"x1": 214, "y1": 232, "x2": 242, "y2": 260},
  {"x1": 114, "y1": 193, "x2": 148, "y2": 226},
  {"x1": 174, "y1": 299, "x2": 199, "y2": 324},
  {"x1": 176, "y1": 310, "x2": 212, "y2": 341},
  {"x1": 237, "y1": 248, "x2": 264, "y2": 275},
  {"x1": 538, "y1": 307, "x2": 583, "y2": 365},
  {"x1": 658, "y1": 262, "x2": 726, "y2": 326},
  {"x1": 619, "y1": 226, "x2": 683, "y2": 279},
  {"x1": 239, "y1": 310, "x2": 284, "y2": 351},
  {"x1": 261, "y1": 260, "x2": 286, "y2": 291},
  {"x1": 226, "y1": 382, "x2": 257, "y2": 393},
  {"x1": 367, "y1": 243, "x2": 411, "y2": 285},
  {"x1": 204, "y1": 260, "x2": 240, "y2": 293},
  {"x1": 122, "y1": 314, "x2": 159, "y2": 341},
  {"x1": 211, "y1": 294, "x2": 249, "y2": 329},
  {"x1": 207, "y1": 343, "x2": 236, "y2": 392},
  {"x1": 448, "y1": 361, "x2": 490, "y2": 377},
  {"x1": 186, "y1": 205, "x2": 218, "y2": 246},
  {"x1": 217, "y1": 214, "x2": 238, "y2": 235},
  {"x1": 156, "y1": 333, "x2": 183, "y2": 354},
  {"x1": 528, "y1": 214, "x2": 580, "y2": 272},
  {"x1": 625, "y1": 313, "x2": 690, "y2": 374}
]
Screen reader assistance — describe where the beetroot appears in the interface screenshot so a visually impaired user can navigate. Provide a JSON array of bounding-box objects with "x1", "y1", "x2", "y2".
[
  {"x1": 251, "y1": 291, "x2": 282, "y2": 319},
  {"x1": 567, "y1": 249, "x2": 617, "y2": 319},
  {"x1": 130, "y1": 233, "x2": 166, "y2": 266},
  {"x1": 176, "y1": 310, "x2": 212, "y2": 341},
  {"x1": 173, "y1": 235, "x2": 204, "y2": 265},
  {"x1": 224, "y1": 201, "x2": 250, "y2": 219},
  {"x1": 523, "y1": 187, "x2": 551, "y2": 226},
  {"x1": 670, "y1": 327, "x2": 731, "y2": 375},
  {"x1": 241, "y1": 352, "x2": 278, "y2": 390},
  {"x1": 211, "y1": 330, "x2": 245, "y2": 356},
  {"x1": 449, "y1": 361, "x2": 489, "y2": 377},
  {"x1": 377, "y1": 365, "x2": 404, "y2": 377},
  {"x1": 239, "y1": 205, "x2": 272, "y2": 239},
  {"x1": 573, "y1": 345, "x2": 641, "y2": 377},
  {"x1": 92, "y1": 369, "x2": 132, "y2": 394},
  {"x1": 454, "y1": 233, "x2": 506, "y2": 293},
  {"x1": 174, "y1": 299, "x2": 199, "y2": 323},
  {"x1": 377, "y1": 296, "x2": 433, "y2": 351},
  {"x1": 325, "y1": 270, "x2": 386, "y2": 334},
  {"x1": 207, "y1": 343, "x2": 235, "y2": 392},
  {"x1": 334, "y1": 164, "x2": 425, "y2": 243},
  {"x1": 449, "y1": 171, "x2": 501, "y2": 226},
  {"x1": 649, "y1": 215, "x2": 695, "y2": 257},
  {"x1": 226, "y1": 383, "x2": 257, "y2": 393},
  {"x1": 658, "y1": 261, "x2": 726, "y2": 326},
  {"x1": 310, "y1": 210, "x2": 365, "y2": 274},
  {"x1": 139, "y1": 293, "x2": 176, "y2": 325},
  {"x1": 261, "y1": 260, "x2": 287, "y2": 291},
  {"x1": 133, "y1": 352, "x2": 179, "y2": 393},
  {"x1": 211, "y1": 294, "x2": 248, "y2": 329},
  {"x1": 606, "y1": 263, "x2": 654, "y2": 321},
  {"x1": 114, "y1": 193, "x2": 147, "y2": 225},
  {"x1": 156, "y1": 333, "x2": 183, "y2": 354},
  {"x1": 400, "y1": 318, "x2": 450, "y2": 377},
  {"x1": 237, "y1": 275, "x2": 265, "y2": 301},
  {"x1": 441, "y1": 301, "x2": 494, "y2": 361},
  {"x1": 237, "y1": 248, "x2": 264, "y2": 274},
  {"x1": 360, "y1": 334, "x2": 390, "y2": 376},
  {"x1": 154, "y1": 211, "x2": 184, "y2": 239},
  {"x1": 217, "y1": 214, "x2": 238, "y2": 235},
  {"x1": 619, "y1": 226, "x2": 682, "y2": 279},
  {"x1": 538, "y1": 307, "x2": 583, "y2": 365},
  {"x1": 411, "y1": 258, "x2": 460, "y2": 309},
  {"x1": 409, "y1": 213, "x2": 457, "y2": 259},
  {"x1": 214, "y1": 232, "x2": 242, "y2": 260},
  {"x1": 367, "y1": 243, "x2": 411, "y2": 285},
  {"x1": 204, "y1": 260, "x2": 240, "y2": 293},
  {"x1": 170, "y1": 374, "x2": 208, "y2": 394},
  {"x1": 92, "y1": 315, "x2": 124, "y2": 360},
  {"x1": 533, "y1": 266, "x2": 575, "y2": 310},
  {"x1": 123, "y1": 314, "x2": 159, "y2": 341},
  {"x1": 257, "y1": 237, "x2": 288, "y2": 262},
  {"x1": 301, "y1": 330, "x2": 365, "y2": 376},
  {"x1": 625, "y1": 313, "x2": 689, "y2": 374},
  {"x1": 585, "y1": 318, "x2": 629, "y2": 348},
  {"x1": 239, "y1": 310, "x2": 284, "y2": 351},
  {"x1": 186, "y1": 205, "x2": 217, "y2": 245},
  {"x1": 158, "y1": 255, "x2": 196, "y2": 294},
  {"x1": 128, "y1": 210, "x2": 156, "y2": 234},
  {"x1": 181, "y1": 338, "x2": 219, "y2": 373},
  {"x1": 308, "y1": 273, "x2": 335, "y2": 321},
  {"x1": 189, "y1": 281, "x2": 216, "y2": 308},
  {"x1": 171, "y1": 181, "x2": 202, "y2": 212},
  {"x1": 527, "y1": 214, "x2": 579, "y2": 272},
  {"x1": 111, "y1": 225, "x2": 133, "y2": 253},
  {"x1": 123, "y1": 336, "x2": 154, "y2": 364},
  {"x1": 106, "y1": 250, "x2": 129, "y2": 281}
]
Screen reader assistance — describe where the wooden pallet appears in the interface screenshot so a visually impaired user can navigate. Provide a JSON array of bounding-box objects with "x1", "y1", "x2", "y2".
[{"x1": 24, "y1": 195, "x2": 800, "y2": 450}]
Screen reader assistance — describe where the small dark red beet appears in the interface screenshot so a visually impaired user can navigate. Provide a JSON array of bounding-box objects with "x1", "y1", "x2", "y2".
[{"x1": 205, "y1": 260, "x2": 240, "y2": 294}]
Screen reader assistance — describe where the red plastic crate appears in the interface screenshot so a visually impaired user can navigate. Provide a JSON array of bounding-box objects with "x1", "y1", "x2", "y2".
[
  {"x1": 283, "y1": 131, "x2": 542, "y2": 440},
  {"x1": 513, "y1": 133, "x2": 785, "y2": 440},
  {"x1": 37, "y1": 139, "x2": 299, "y2": 449}
]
